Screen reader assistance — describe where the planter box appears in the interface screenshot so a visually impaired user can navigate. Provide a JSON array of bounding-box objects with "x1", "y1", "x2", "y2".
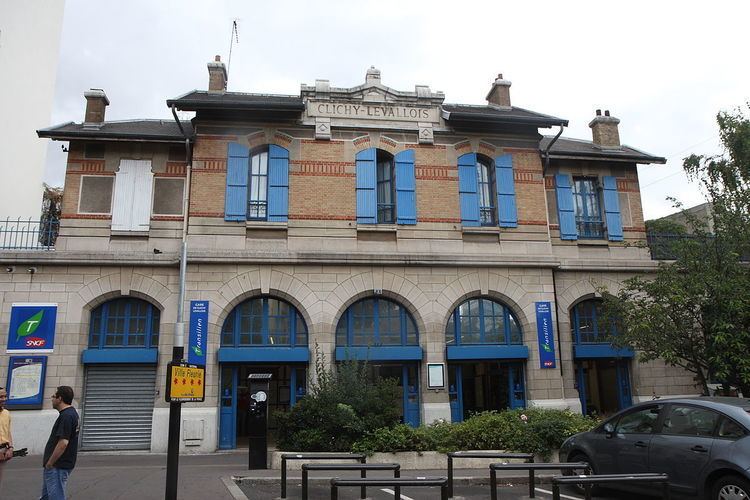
[{"x1": 269, "y1": 450, "x2": 558, "y2": 470}]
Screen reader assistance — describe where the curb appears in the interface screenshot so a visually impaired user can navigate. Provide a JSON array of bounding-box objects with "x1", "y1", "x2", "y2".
[
  {"x1": 234, "y1": 474, "x2": 556, "y2": 487},
  {"x1": 223, "y1": 476, "x2": 250, "y2": 500}
]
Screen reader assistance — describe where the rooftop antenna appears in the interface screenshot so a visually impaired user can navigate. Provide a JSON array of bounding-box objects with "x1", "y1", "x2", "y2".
[{"x1": 227, "y1": 19, "x2": 239, "y2": 78}]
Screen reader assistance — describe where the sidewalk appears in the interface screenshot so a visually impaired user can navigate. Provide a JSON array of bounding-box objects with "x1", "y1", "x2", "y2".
[{"x1": 0, "y1": 451, "x2": 548, "y2": 499}]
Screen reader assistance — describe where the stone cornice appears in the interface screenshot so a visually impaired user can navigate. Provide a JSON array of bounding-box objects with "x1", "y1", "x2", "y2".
[{"x1": 0, "y1": 250, "x2": 659, "y2": 272}]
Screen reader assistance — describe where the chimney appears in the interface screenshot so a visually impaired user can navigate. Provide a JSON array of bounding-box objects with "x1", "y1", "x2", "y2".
[
  {"x1": 486, "y1": 73, "x2": 511, "y2": 108},
  {"x1": 589, "y1": 109, "x2": 621, "y2": 149},
  {"x1": 365, "y1": 66, "x2": 381, "y2": 84},
  {"x1": 207, "y1": 55, "x2": 227, "y2": 92},
  {"x1": 84, "y1": 89, "x2": 109, "y2": 125}
]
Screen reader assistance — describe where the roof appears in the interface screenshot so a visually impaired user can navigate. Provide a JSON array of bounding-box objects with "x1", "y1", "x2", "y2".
[
  {"x1": 541, "y1": 136, "x2": 666, "y2": 164},
  {"x1": 167, "y1": 90, "x2": 305, "y2": 111},
  {"x1": 441, "y1": 104, "x2": 568, "y2": 128},
  {"x1": 37, "y1": 119, "x2": 193, "y2": 142}
]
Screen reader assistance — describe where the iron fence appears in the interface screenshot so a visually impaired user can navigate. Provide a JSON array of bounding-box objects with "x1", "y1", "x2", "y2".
[{"x1": 0, "y1": 217, "x2": 59, "y2": 250}]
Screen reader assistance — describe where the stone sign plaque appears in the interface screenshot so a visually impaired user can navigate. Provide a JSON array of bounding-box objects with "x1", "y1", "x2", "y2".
[{"x1": 308, "y1": 100, "x2": 440, "y2": 123}]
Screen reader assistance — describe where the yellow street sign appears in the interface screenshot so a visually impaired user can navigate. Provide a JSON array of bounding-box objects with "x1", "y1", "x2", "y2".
[{"x1": 166, "y1": 362, "x2": 205, "y2": 403}]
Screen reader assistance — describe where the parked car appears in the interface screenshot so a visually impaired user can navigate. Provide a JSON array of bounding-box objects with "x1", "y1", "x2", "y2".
[{"x1": 560, "y1": 397, "x2": 750, "y2": 499}]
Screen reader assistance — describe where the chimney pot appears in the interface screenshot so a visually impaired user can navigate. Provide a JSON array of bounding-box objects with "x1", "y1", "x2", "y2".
[
  {"x1": 365, "y1": 66, "x2": 381, "y2": 84},
  {"x1": 486, "y1": 72, "x2": 512, "y2": 108},
  {"x1": 589, "y1": 109, "x2": 621, "y2": 149},
  {"x1": 84, "y1": 88, "x2": 109, "y2": 125},
  {"x1": 207, "y1": 56, "x2": 228, "y2": 92}
]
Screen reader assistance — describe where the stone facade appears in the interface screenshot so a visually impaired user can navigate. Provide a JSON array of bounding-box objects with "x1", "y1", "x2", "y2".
[{"x1": 2, "y1": 64, "x2": 696, "y2": 454}]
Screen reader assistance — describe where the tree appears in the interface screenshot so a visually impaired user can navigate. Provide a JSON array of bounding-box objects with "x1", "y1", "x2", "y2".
[
  {"x1": 602, "y1": 104, "x2": 750, "y2": 396},
  {"x1": 39, "y1": 183, "x2": 62, "y2": 247},
  {"x1": 274, "y1": 346, "x2": 401, "y2": 451}
]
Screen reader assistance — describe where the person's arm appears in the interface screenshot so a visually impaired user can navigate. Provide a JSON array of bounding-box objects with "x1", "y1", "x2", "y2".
[
  {"x1": 2, "y1": 413, "x2": 12, "y2": 461},
  {"x1": 44, "y1": 439, "x2": 69, "y2": 469}
]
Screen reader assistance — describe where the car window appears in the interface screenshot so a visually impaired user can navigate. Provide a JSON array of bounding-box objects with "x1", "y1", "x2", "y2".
[
  {"x1": 662, "y1": 405, "x2": 719, "y2": 437},
  {"x1": 615, "y1": 406, "x2": 661, "y2": 434},
  {"x1": 717, "y1": 417, "x2": 747, "y2": 440}
]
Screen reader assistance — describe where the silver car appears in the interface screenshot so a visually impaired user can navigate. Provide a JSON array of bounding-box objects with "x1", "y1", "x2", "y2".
[{"x1": 560, "y1": 397, "x2": 750, "y2": 499}]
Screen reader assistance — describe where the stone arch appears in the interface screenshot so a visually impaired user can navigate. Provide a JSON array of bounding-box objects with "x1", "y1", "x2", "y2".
[
  {"x1": 214, "y1": 268, "x2": 316, "y2": 335},
  {"x1": 77, "y1": 271, "x2": 170, "y2": 316},
  {"x1": 436, "y1": 271, "x2": 530, "y2": 331},
  {"x1": 557, "y1": 276, "x2": 625, "y2": 323},
  {"x1": 74, "y1": 273, "x2": 169, "y2": 347},
  {"x1": 327, "y1": 270, "x2": 430, "y2": 339}
]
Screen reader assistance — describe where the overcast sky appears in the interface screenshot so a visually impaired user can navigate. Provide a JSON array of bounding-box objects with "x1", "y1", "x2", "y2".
[{"x1": 43, "y1": 0, "x2": 749, "y2": 220}]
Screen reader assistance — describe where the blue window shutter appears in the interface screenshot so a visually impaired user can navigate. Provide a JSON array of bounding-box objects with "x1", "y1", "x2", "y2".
[
  {"x1": 267, "y1": 144, "x2": 289, "y2": 222},
  {"x1": 458, "y1": 153, "x2": 480, "y2": 227},
  {"x1": 555, "y1": 174, "x2": 578, "y2": 240},
  {"x1": 395, "y1": 149, "x2": 416, "y2": 225},
  {"x1": 225, "y1": 142, "x2": 249, "y2": 221},
  {"x1": 356, "y1": 148, "x2": 377, "y2": 224},
  {"x1": 494, "y1": 154, "x2": 517, "y2": 228},
  {"x1": 603, "y1": 176, "x2": 623, "y2": 241}
]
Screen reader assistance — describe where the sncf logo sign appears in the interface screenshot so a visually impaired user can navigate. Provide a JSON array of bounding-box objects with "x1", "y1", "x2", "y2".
[
  {"x1": 25, "y1": 337, "x2": 47, "y2": 348},
  {"x1": 7, "y1": 303, "x2": 57, "y2": 352}
]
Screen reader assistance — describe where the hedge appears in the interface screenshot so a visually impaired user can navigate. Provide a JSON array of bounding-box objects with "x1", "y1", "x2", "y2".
[{"x1": 351, "y1": 408, "x2": 598, "y2": 459}]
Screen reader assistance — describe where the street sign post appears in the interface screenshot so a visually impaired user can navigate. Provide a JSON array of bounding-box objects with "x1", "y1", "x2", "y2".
[{"x1": 165, "y1": 362, "x2": 205, "y2": 403}]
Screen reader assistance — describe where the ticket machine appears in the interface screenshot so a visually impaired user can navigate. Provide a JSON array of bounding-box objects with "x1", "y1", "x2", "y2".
[{"x1": 247, "y1": 373, "x2": 272, "y2": 469}]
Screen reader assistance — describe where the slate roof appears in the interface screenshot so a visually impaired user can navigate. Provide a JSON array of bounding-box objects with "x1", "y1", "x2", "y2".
[
  {"x1": 541, "y1": 136, "x2": 666, "y2": 164},
  {"x1": 37, "y1": 119, "x2": 193, "y2": 142},
  {"x1": 167, "y1": 91, "x2": 304, "y2": 111},
  {"x1": 441, "y1": 104, "x2": 568, "y2": 128}
]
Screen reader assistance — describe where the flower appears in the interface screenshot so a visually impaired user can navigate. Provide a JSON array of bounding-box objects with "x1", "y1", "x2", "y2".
[{"x1": 520, "y1": 414, "x2": 528, "y2": 423}]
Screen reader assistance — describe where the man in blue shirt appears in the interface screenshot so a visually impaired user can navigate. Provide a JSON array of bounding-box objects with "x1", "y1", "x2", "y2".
[{"x1": 41, "y1": 386, "x2": 79, "y2": 500}]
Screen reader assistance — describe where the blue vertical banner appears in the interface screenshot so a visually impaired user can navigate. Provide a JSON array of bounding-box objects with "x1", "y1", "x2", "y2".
[
  {"x1": 7, "y1": 303, "x2": 58, "y2": 353},
  {"x1": 535, "y1": 302, "x2": 556, "y2": 369},
  {"x1": 188, "y1": 301, "x2": 209, "y2": 366}
]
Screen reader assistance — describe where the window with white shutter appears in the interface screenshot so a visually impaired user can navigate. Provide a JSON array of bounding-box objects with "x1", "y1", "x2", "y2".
[{"x1": 111, "y1": 159, "x2": 154, "y2": 231}]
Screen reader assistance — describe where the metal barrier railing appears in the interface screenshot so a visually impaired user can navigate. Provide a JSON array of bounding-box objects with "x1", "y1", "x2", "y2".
[
  {"x1": 0, "y1": 217, "x2": 59, "y2": 250},
  {"x1": 301, "y1": 462, "x2": 400, "y2": 500},
  {"x1": 280, "y1": 453, "x2": 366, "y2": 499},
  {"x1": 552, "y1": 473, "x2": 670, "y2": 500},
  {"x1": 447, "y1": 451, "x2": 534, "y2": 498},
  {"x1": 489, "y1": 462, "x2": 590, "y2": 500},
  {"x1": 330, "y1": 476, "x2": 448, "y2": 500}
]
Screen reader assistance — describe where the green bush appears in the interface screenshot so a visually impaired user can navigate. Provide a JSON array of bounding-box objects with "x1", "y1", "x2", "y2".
[
  {"x1": 275, "y1": 348, "x2": 401, "y2": 451},
  {"x1": 351, "y1": 408, "x2": 598, "y2": 459}
]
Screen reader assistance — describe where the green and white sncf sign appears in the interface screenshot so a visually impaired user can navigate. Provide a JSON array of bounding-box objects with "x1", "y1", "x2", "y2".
[{"x1": 7, "y1": 303, "x2": 58, "y2": 353}]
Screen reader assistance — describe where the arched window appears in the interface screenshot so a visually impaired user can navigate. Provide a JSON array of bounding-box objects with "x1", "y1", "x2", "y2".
[
  {"x1": 446, "y1": 298, "x2": 522, "y2": 345},
  {"x1": 336, "y1": 298, "x2": 418, "y2": 346},
  {"x1": 572, "y1": 299, "x2": 617, "y2": 344},
  {"x1": 89, "y1": 297, "x2": 160, "y2": 348},
  {"x1": 376, "y1": 150, "x2": 395, "y2": 223},
  {"x1": 221, "y1": 297, "x2": 308, "y2": 347}
]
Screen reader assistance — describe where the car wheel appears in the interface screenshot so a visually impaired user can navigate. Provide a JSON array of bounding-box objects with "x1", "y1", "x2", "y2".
[
  {"x1": 713, "y1": 475, "x2": 750, "y2": 500},
  {"x1": 564, "y1": 453, "x2": 601, "y2": 495}
]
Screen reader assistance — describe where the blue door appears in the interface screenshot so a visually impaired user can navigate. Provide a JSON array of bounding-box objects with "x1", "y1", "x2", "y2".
[
  {"x1": 219, "y1": 366, "x2": 237, "y2": 449},
  {"x1": 449, "y1": 365, "x2": 463, "y2": 422},
  {"x1": 616, "y1": 360, "x2": 632, "y2": 410},
  {"x1": 509, "y1": 363, "x2": 526, "y2": 409},
  {"x1": 576, "y1": 361, "x2": 589, "y2": 415},
  {"x1": 404, "y1": 364, "x2": 420, "y2": 427}
]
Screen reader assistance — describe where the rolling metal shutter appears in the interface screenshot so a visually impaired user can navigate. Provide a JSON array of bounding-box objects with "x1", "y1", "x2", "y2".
[{"x1": 81, "y1": 365, "x2": 156, "y2": 450}]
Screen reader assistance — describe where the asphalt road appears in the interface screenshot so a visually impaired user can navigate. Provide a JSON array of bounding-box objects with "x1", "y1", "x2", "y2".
[{"x1": 240, "y1": 478, "x2": 659, "y2": 499}]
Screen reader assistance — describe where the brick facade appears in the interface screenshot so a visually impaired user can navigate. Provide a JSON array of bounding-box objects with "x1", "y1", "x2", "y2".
[{"x1": 4, "y1": 67, "x2": 691, "y2": 454}]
